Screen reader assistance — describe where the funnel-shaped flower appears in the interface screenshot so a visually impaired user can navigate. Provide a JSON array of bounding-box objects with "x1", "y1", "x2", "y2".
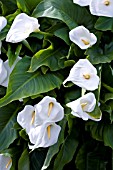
[
  {"x1": 73, "y1": 0, "x2": 91, "y2": 6},
  {"x1": 6, "y1": 13, "x2": 40, "y2": 43},
  {"x1": 66, "y1": 92, "x2": 101, "y2": 121},
  {"x1": 0, "y1": 154, "x2": 12, "y2": 170},
  {"x1": 63, "y1": 59, "x2": 99, "y2": 91},
  {"x1": 34, "y1": 96, "x2": 64, "y2": 126},
  {"x1": 69, "y1": 26, "x2": 97, "y2": 49},
  {"x1": 90, "y1": 0, "x2": 113, "y2": 17},
  {"x1": 17, "y1": 96, "x2": 64, "y2": 149},
  {"x1": 0, "y1": 57, "x2": 21, "y2": 87},
  {"x1": 29, "y1": 122, "x2": 61, "y2": 150}
]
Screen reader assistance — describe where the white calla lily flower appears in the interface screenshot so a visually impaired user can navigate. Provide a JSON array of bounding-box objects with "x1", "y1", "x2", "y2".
[
  {"x1": 29, "y1": 122, "x2": 61, "y2": 150},
  {"x1": 34, "y1": 96, "x2": 64, "y2": 126},
  {"x1": 6, "y1": 13, "x2": 40, "y2": 43},
  {"x1": 73, "y1": 0, "x2": 91, "y2": 6},
  {"x1": 66, "y1": 92, "x2": 101, "y2": 121},
  {"x1": 63, "y1": 59, "x2": 99, "y2": 91},
  {"x1": 69, "y1": 26, "x2": 97, "y2": 49},
  {"x1": 17, "y1": 96, "x2": 64, "y2": 131},
  {"x1": 0, "y1": 154, "x2": 12, "y2": 170},
  {"x1": 90, "y1": 0, "x2": 113, "y2": 18},
  {"x1": 0, "y1": 56, "x2": 21, "y2": 87},
  {"x1": 17, "y1": 96, "x2": 64, "y2": 150}
]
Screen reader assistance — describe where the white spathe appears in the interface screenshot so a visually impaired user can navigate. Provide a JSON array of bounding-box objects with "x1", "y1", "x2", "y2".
[
  {"x1": 0, "y1": 56, "x2": 21, "y2": 87},
  {"x1": 0, "y1": 154, "x2": 12, "y2": 170},
  {"x1": 63, "y1": 59, "x2": 99, "y2": 91},
  {"x1": 69, "y1": 26, "x2": 97, "y2": 49},
  {"x1": 90, "y1": 0, "x2": 113, "y2": 18},
  {"x1": 0, "y1": 16, "x2": 7, "y2": 32},
  {"x1": 29, "y1": 122, "x2": 61, "y2": 150},
  {"x1": 6, "y1": 13, "x2": 40, "y2": 43},
  {"x1": 17, "y1": 105, "x2": 35, "y2": 134},
  {"x1": 73, "y1": 0, "x2": 91, "y2": 6},
  {"x1": 17, "y1": 96, "x2": 64, "y2": 149},
  {"x1": 34, "y1": 96, "x2": 64, "y2": 126},
  {"x1": 66, "y1": 92, "x2": 101, "y2": 121}
]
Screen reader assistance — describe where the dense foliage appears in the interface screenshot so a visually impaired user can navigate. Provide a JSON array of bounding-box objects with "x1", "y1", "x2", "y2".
[{"x1": 0, "y1": 0, "x2": 113, "y2": 169}]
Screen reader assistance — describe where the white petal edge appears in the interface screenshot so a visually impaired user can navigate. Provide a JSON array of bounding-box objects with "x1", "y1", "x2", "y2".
[
  {"x1": 29, "y1": 123, "x2": 61, "y2": 150},
  {"x1": 0, "y1": 16, "x2": 7, "y2": 32},
  {"x1": 1, "y1": 56, "x2": 21, "y2": 87},
  {"x1": 17, "y1": 105, "x2": 35, "y2": 134},
  {"x1": 73, "y1": 0, "x2": 91, "y2": 6}
]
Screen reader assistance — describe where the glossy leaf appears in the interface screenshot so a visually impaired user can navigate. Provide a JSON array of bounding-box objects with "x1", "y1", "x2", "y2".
[
  {"x1": 0, "y1": 56, "x2": 63, "y2": 107},
  {"x1": 17, "y1": 0, "x2": 42, "y2": 14},
  {"x1": 86, "y1": 43, "x2": 113, "y2": 64},
  {"x1": 7, "y1": 44, "x2": 22, "y2": 67},
  {"x1": 53, "y1": 130, "x2": 78, "y2": 170},
  {"x1": 0, "y1": 102, "x2": 19, "y2": 151},
  {"x1": 29, "y1": 45, "x2": 65, "y2": 72},
  {"x1": 95, "y1": 17, "x2": 113, "y2": 31},
  {"x1": 32, "y1": 0, "x2": 94, "y2": 30},
  {"x1": 18, "y1": 149, "x2": 30, "y2": 170}
]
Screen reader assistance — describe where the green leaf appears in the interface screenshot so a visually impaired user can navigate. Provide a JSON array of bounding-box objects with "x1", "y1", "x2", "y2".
[
  {"x1": 41, "y1": 118, "x2": 67, "y2": 170},
  {"x1": 0, "y1": 102, "x2": 19, "y2": 151},
  {"x1": 85, "y1": 121, "x2": 104, "y2": 141},
  {"x1": 0, "y1": 56, "x2": 63, "y2": 107},
  {"x1": 16, "y1": 0, "x2": 42, "y2": 14},
  {"x1": 76, "y1": 141, "x2": 107, "y2": 170},
  {"x1": 29, "y1": 45, "x2": 65, "y2": 72},
  {"x1": 18, "y1": 149, "x2": 30, "y2": 170},
  {"x1": 7, "y1": 44, "x2": 22, "y2": 67},
  {"x1": 103, "y1": 124, "x2": 113, "y2": 149},
  {"x1": 53, "y1": 130, "x2": 78, "y2": 170},
  {"x1": 0, "y1": 0, "x2": 17, "y2": 15},
  {"x1": 95, "y1": 17, "x2": 113, "y2": 31},
  {"x1": 32, "y1": 0, "x2": 94, "y2": 30},
  {"x1": 30, "y1": 149, "x2": 47, "y2": 170},
  {"x1": 86, "y1": 42, "x2": 113, "y2": 64},
  {"x1": 104, "y1": 93, "x2": 113, "y2": 102}
]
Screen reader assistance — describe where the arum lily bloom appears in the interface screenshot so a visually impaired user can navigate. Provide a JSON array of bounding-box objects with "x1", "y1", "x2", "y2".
[
  {"x1": 17, "y1": 96, "x2": 64, "y2": 150},
  {"x1": 0, "y1": 154, "x2": 12, "y2": 170},
  {"x1": 0, "y1": 56, "x2": 21, "y2": 87},
  {"x1": 63, "y1": 59, "x2": 99, "y2": 91},
  {"x1": 66, "y1": 92, "x2": 101, "y2": 121},
  {"x1": 34, "y1": 96, "x2": 64, "y2": 126},
  {"x1": 6, "y1": 13, "x2": 40, "y2": 43},
  {"x1": 29, "y1": 122, "x2": 61, "y2": 150},
  {"x1": 69, "y1": 26, "x2": 97, "y2": 49},
  {"x1": 90, "y1": 0, "x2": 113, "y2": 18},
  {"x1": 73, "y1": 0, "x2": 91, "y2": 6},
  {"x1": 17, "y1": 96, "x2": 64, "y2": 133},
  {"x1": 0, "y1": 16, "x2": 7, "y2": 54}
]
